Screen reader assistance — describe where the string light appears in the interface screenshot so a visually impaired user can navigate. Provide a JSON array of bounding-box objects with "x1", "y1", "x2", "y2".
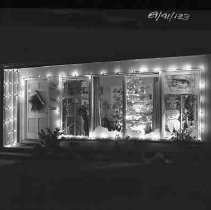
[
  {"x1": 183, "y1": 64, "x2": 192, "y2": 70},
  {"x1": 153, "y1": 67, "x2": 161, "y2": 72},
  {"x1": 72, "y1": 71, "x2": 79, "y2": 77},
  {"x1": 200, "y1": 95, "x2": 205, "y2": 103},
  {"x1": 114, "y1": 68, "x2": 121, "y2": 74},
  {"x1": 47, "y1": 73, "x2": 51, "y2": 78},
  {"x1": 168, "y1": 65, "x2": 177, "y2": 71},
  {"x1": 100, "y1": 70, "x2": 107, "y2": 75},
  {"x1": 139, "y1": 66, "x2": 148, "y2": 72},
  {"x1": 56, "y1": 120, "x2": 61, "y2": 128},
  {"x1": 200, "y1": 81, "x2": 205, "y2": 89},
  {"x1": 55, "y1": 107, "x2": 60, "y2": 115},
  {"x1": 199, "y1": 64, "x2": 205, "y2": 72}
]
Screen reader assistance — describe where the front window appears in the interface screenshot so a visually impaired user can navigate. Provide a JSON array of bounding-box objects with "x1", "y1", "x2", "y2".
[
  {"x1": 91, "y1": 75, "x2": 123, "y2": 138},
  {"x1": 61, "y1": 77, "x2": 90, "y2": 136},
  {"x1": 163, "y1": 71, "x2": 200, "y2": 140},
  {"x1": 125, "y1": 74, "x2": 160, "y2": 139}
]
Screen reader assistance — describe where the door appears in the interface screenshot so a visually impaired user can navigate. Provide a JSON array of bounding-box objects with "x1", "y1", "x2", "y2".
[{"x1": 26, "y1": 79, "x2": 48, "y2": 139}]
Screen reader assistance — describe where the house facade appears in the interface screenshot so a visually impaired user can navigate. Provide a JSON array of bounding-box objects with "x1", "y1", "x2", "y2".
[{"x1": 1, "y1": 54, "x2": 210, "y2": 147}]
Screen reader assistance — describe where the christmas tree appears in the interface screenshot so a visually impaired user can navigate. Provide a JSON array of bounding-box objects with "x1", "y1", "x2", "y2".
[{"x1": 126, "y1": 77, "x2": 153, "y2": 134}]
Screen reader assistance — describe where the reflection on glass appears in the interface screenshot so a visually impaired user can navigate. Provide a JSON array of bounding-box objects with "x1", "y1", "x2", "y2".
[
  {"x1": 163, "y1": 72, "x2": 199, "y2": 140},
  {"x1": 62, "y1": 79, "x2": 89, "y2": 136},
  {"x1": 92, "y1": 76, "x2": 123, "y2": 138},
  {"x1": 126, "y1": 76, "x2": 157, "y2": 139}
]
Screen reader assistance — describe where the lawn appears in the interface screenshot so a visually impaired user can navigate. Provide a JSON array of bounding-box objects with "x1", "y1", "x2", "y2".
[{"x1": 0, "y1": 153, "x2": 210, "y2": 210}]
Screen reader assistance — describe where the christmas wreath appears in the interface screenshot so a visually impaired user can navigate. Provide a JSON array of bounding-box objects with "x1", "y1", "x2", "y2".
[{"x1": 29, "y1": 90, "x2": 46, "y2": 111}]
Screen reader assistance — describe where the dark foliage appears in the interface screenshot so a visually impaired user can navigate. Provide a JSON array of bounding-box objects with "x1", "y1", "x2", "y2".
[{"x1": 38, "y1": 127, "x2": 63, "y2": 149}]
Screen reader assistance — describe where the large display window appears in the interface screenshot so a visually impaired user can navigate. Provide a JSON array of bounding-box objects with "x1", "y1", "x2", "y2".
[
  {"x1": 125, "y1": 74, "x2": 160, "y2": 139},
  {"x1": 162, "y1": 71, "x2": 201, "y2": 140},
  {"x1": 61, "y1": 77, "x2": 90, "y2": 136},
  {"x1": 3, "y1": 63, "x2": 204, "y2": 145},
  {"x1": 91, "y1": 75, "x2": 124, "y2": 138}
]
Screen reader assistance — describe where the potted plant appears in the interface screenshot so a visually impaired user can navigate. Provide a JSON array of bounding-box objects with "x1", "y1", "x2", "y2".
[{"x1": 38, "y1": 128, "x2": 64, "y2": 156}]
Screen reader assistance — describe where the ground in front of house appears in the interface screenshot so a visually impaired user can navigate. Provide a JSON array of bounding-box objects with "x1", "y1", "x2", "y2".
[{"x1": 0, "y1": 155, "x2": 210, "y2": 210}]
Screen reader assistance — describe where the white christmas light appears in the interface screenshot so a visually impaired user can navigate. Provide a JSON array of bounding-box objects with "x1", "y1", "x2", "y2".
[
  {"x1": 199, "y1": 64, "x2": 205, "y2": 71},
  {"x1": 168, "y1": 65, "x2": 177, "y2": 71},
  {"x1": 55, "y1": 107, "x2": 60, "y2": 115},
  {"x1": 200, "y1": 95, "x2": 205, "y2": 103},
  {"x1": 100, "y1": 70, "x2": 107, "y2": 75},
  {"x1": 200, "y1": 81, "x2": 205, "y2": 89},
  {"x1": 153, "y1": 67, "x2": 161, "y2": 72},
  {"x1": 72, "y1": 71, "x2": 79, "y2": 77},
  {"x1": 139, "y1": 66, "x2": 148, "y2": 72},
  {"x1": 199, "y1": 108, "x2": 205, "y2": 119},
  {"x1": 19, "y1": 92, "x2": 24, "y2": 99},
  {"x1": 59, "y1": 73, "x2": 65, "y2": 78},
  {"x1": 56, "y1": 120, "x2": 61, "y2": 128},
  {"x1": 183, "y1": 64, "x2": 192, "y2": 70},
  {"x1": 47, "y1": 73, "x2": 52, "y2": 78},
  {"x1": 114, "y1": 68, "x2": 121, "y2": 74}
]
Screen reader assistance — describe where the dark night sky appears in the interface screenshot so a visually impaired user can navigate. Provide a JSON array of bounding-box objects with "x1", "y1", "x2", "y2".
[{"x1": 0, "y1": 8, "x2": 211, "y2": 67}]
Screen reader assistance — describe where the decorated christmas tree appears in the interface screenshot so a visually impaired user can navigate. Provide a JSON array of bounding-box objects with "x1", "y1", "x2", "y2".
[{"x1": 126, "y1": 77, "x2": 153, "y2": 134}]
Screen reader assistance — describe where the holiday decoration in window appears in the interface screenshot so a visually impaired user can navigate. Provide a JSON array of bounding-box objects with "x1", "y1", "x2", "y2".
[
  {"x1": 163, "y1": 72, "x2": 200, "y2": 139},
  {"x1": 126, "y1": 77, "x2": 154, "y2": 138},
  {"x1": 62, "y1": 79, "x2": 90, "y2": 136},
  {"x1": 29, "y1": 90, "x2": 46, "y2": 112}
]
